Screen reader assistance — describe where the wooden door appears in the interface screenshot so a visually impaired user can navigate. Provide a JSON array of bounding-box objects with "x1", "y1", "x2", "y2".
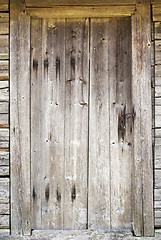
[{"x1": 31, "y1": 17, "x2": 132, "y2": 231}]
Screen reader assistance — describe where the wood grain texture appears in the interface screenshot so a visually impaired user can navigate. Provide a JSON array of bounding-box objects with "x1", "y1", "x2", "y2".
[
  {"x1": 10, "y1": 0, "x2": 31, "y2": 235},
  {"x1": 0, "y1": 114, "x2": 8, "y2": 127},
  {"x1": 131, "y1": 0, "x2": 154, "y2": 236},
  {"x1": 0, "y1": 13, "x2": 9, "y2": 35},
  {"x1": 0, "y1": 204, "x2": 9, "y2": 215},
  {"x1": 0, "y1": 61, "x2": 9, "y2": 80},
  {"x1": 109, "y1": 17, "x2": 133, "y2": 231},
  {"x1": 26, "y1": 0, "x2": 136, "y2": 7},
  {"x1": 28, "y1": 6, "x2": 135, "y2": 18},
  {"x1": 30, "y1": 18, "x2": 42, "y2": 230},
  {"x1": 0, "y1": 128, "x2": 9, "y2": 149},
  {"x1": 155, "y1": 41, "x2": 161, "y2": 65},
  {"x1": 0, "y1": 151, "x2": 9, "y2": 165},
  {"x1": 88, "y1": 18, "x2": 110, "y2": 230},
  {"x1": 0, "y1": 0, "x2": 9, "y2": 11},
  {"x1": 0, "y1": 215, "x2": 9, "y2": 229},
  {"x1": 0, "y1": 81, "x2": 9, "y2": 101},
  {"x1": 64, "y1": 18, "x2": 89, "y2": 230},
  {"x1": 0, "y1": 102, "x2": 8, "y2": 114},
  {"x1": 0, "y1": 178, "x2": 9, "y2": 203},
  {"x1": 153, "y1": 4, "x2": 161, "y2": 21},
  {"x1": 0, "y1": 36, "x2": 8, "y2": 60}
]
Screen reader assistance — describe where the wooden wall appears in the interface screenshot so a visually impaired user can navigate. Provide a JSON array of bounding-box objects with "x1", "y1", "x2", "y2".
[
  {"x1": 0, "y1": 0, "x2": 160, "y2": 234},
  {"x1": 0, "y1": 0, "x2": 9, "y2": 232}
]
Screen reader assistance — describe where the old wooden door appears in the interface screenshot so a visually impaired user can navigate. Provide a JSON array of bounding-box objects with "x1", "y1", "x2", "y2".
[{"x1": 31, "y1": 17, "x2": 133, "y2": 231}]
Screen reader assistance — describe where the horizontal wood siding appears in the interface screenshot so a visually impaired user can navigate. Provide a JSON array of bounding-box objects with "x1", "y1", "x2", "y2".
[{"x1": 0, "y1": 0, "x2": 9, "y2": 231}]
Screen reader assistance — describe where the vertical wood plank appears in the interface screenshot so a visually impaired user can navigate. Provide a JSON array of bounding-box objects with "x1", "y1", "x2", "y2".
[
  {"x1": 64, "y1": 18, "x2": 89, "y2": 229},
  {"x1": 108, "y1": 17, "x2": 133, "y2": 231},
  {"x1": 31, "y1": 18, "x2": 42, "y2": 229},
  {"x1": 40, "y1": 19, "x2": 66, "y2": 229},
  {"x1": 10, "y1": 0, "x2": 31, "y2": 235},
  {"x1": 88, "y1": 18, "x2": 110, "y2": 229},
  {"x1": 132, "y1": 0, "x2": 154, "y2": 236}
]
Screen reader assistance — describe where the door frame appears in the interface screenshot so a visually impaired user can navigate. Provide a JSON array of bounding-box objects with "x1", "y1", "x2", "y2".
[{"x1": 10, "y1": 0, "x2": 153, "y2": 237}]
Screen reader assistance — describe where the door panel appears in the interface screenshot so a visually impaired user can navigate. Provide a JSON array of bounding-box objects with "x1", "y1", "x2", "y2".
[{"x1": 31, "y1": 17, "x2": 132, "y2": 231}]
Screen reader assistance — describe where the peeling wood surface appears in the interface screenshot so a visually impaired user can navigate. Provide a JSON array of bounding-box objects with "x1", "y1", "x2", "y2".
[{"x1": 28, "y1": 6, "x2": 135, "y2": 18}]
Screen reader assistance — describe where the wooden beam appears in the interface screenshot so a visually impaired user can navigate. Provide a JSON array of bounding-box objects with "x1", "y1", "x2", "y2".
[
  {"x1": 28, "y1": 6, "x2": 136, "y2": 18},
  {"x1": 153, "y1": 4, "x2": 161, "y2": 21},
  {"x1": 10, "y1": 0, "x2": 31, "y2": 236},
  {"x1": 132, "y1": 0, "x2": 154, "y2": 237},
  {"x1": 25, "y1": 0, "x2": 136, "y2": 7}
]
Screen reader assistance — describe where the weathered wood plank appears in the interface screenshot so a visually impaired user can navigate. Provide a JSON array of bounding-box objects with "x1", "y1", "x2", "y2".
[
  {"x1": 155, "y1": 41, "x2": 161, "y2": 65},
  {"x1": 155, "y1": 138, "x2": 161, "y2": 169},
  {"x1": 26, "y1": 0, "x2": 136, "y2": 7},
  {"x1": 0, "y1": 128, "x2": 9, "y2": 149},
  {"x1": 131, "y1": 0, "x2": 154, "y2": 236},
  {"x1": 154, "y1": 189, "x2": 161, "y2": 201},
  {"x1": 151, "y1": 41, "x2": 154, "y2": 66},
  {"x1": 0, "y1": 151, "x2": 9, "y2": 165},
  {"x1": 88, "y1": 18, "x2": 110, "y2": 230},
  {"x1": 0, "y1": 13, "x2": 9, "y2": 35},
  {"x1": 0, "y1": 204, "x2": 9, "y2": 215},
  {"x1": 28, "y1": 6, "x2": 135, "y2": 18},
  {"x1": 0, "y1": 178, "x2": 9, "y2": 203},
  {"x1": 109, "y1": 17, "x2": 133, "y2": 230},
  {"x1": 0, "y1": 61, "x2": 9, "y2": 80},
  {"x1": 153, "y1": 4, "x2": 161, "y2": 21},
  {"x1": 30, "y1": 18, "x2": 42, "y2": 230},
  {"x1": 155, "y1": 65, "x2": 161, "y2": 85},
  {"x1": 0, "y1": 215, "x2": 9, "y2": 229},
  {"x1": 0, "y1": 81, "x2": 9, "y2": 101},
  {"x1": 155, "y1": 22, "x2": 161, "y2": 40},
  {"x1": 64, "y1": 18, "x2": 89, "y2": 229},
  {"x1": 0, "y1": 36, "x2": 8, "y2": 60},
  {"x1": 0, "y1": 114, "x2": 8, "y2": 127},
  {"x1": 0, "y1": 0, "x2": 9, "y2": 11},
  {"x1": 155, "y1": 170, "x2": 161, "y2": 188},
  {"x1": 10, "y1": 0, "x2": 31, "y2": 235},
  {"x1": 0, "y1": 102, "x2": 8, "y2": 114},
  {"x1": 155, "y1": 106, "x2": 161, "y2": 127}
]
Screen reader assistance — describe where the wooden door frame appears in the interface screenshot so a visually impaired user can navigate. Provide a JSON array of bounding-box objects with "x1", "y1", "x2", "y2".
[{"x1": 10, "y1": 0, "x2": 153, "y2": 237}]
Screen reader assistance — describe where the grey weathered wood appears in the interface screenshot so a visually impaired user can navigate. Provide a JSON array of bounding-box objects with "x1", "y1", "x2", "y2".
[
  {"x1": 0, "y1": 204, "x2": 9, "y2": 214},
  {"x1": 0, "y1": 0, "x2": 9, "y2": 11},
  {"x1": 10, "y1": 0, "x2": 31, "y2": 235},
  {"x1": 41, "y1": 18, "x2": 66, "y2": 230},
  {"x1": 0, "y1": 61, "x2": 9, "y2": 80},
  {"x1": 131, "y1": 0, "x2": 154, "y2": 236},
  {"x1": 155, "y1": 106, "x2": 161, "y2": 127},
  {"x1": 0, "y1": 166, "x2": 9, "y2": 176},
  {"x1": 30, "y1": 18, "x2": 42, "y2": 230},
  {"x1": 151, "y1": 42, "x2": 155, "y2": 66},
  {"x1": 0, "y1": 13, "x2": 9, "y2": 35},
  {"x1": 155, "y1": 41, "x2": 161, "y2": 65},
  {"x1": 0, "y1": 128, "x2": 9, "y2": 149},
  {"x1": 64, "y1": 18, "x2": 89, "y2": 229},
  {"x1": 0, "y1": 114, "x2": 8, "y2": 127},
  {"x1": 155, "y1": 65, "x2": 161, "y2": 85},
  {"x1": 88, "y1": 18, "x2": 110, "y2": 230},
  {"x1": 0, "y1": 151, "x2": 9, "y2": 165},
  {"x1": 109, "y1": 17, "x2": 133, "y2": 231},
  {"x1": 0, "y1": 215, "x2": 9, "y2": 229},
  {"x1": 0, "y1": 178, "x2": 9, "y2": 203},
  {"x1": 0, "y1": 36, "x2": 8, "y2": 60},
  {"x1": 28, "y1": 6, "x2": 135, "y2": 18},
  {"x1": 155, "y1": 170, "x2": 161, "y2": 188},
  {"x1": 0, "y1": 81, "x2": 9, "y2": 101},
  {"x1": 154, "y1": 189, "x2": 161, "y2": 201},
  {"x1": 0, "y1": 102, "x2": 8, "y2": 114},
  {"x1": 25, "y1": 0, "x2": 136, "y2": 7}
]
